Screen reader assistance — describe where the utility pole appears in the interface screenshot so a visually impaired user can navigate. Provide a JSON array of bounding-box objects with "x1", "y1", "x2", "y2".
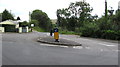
[
  {"x1": 0, "y1": 14, "x2": 2, "y2": 22},
  {"x1": 118, "y1": 1, "x2": 120, "y2": 10},
  {"x1": 103, "y1": 0, "x2": 108, "y2": 30},
  {"x1": 83, "y1": 0, "x2": 86, "y2": 2},
  {"x1": 29, "y1": 11, "x2": 31, "y2": 23},
  {"x1": 105, "y1": 0, "x2": 108, "y2": 23}
]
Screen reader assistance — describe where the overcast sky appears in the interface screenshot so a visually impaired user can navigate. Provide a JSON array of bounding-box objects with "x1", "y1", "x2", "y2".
[{"x1": 0, "y1": 0, "x2": 120, "y2": 21}]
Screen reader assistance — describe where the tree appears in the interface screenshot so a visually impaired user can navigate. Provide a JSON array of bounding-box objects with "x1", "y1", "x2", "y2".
[
  {"x1": 2, "y1": 9, "x2": 14, "y2": 21},
  {"x1": 56, "y1": 1, "x2": 93, "y2": 31},
  {"x1": 104, "y1": 0, "x2": 108, "y2": 30},
  {"x1": 19, "y1": 21, "x2": 28, "y2": 27},
  {"x1": 56, "y1": 9, "x2": 70, "y2": 28},
  {"x1": 31, "y1": 9, "x2": 52, "y2": 31},
  {"x1": 29, "y1": 20, "x2": 39, "y2": 27},
  {"x1": 113, "y1": 10, "x2": 120, "y2": 30},
  {"x1": 17, "y1": 16, "x2": 21, "y2": 20},
  {"x1": 68, "y1": 1, "x2": 93, "y2": 26}
]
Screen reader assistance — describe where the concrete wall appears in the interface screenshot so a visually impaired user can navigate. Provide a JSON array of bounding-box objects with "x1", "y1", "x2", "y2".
[
  {"x1": 16, "y1": 24, "x2": 19, "y2": 28},
  {"x1": 19, "y1": 26, "x2": 29, "y2": 33},
  {"x1": 26, "y1": 26, "x2": 29, "y2": 33},
  {"x1": 19, "y1": 27, "x2": 22, "y2": 33},
  {"x1": 0, "y1": 27, "x2": 4, "y2": 32}
]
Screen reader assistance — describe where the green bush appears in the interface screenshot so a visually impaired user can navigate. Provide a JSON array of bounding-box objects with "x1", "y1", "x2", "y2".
[
  {"x1": 80, "y1": 22, "x2": 99, "y2": 37},
  {"x1": 29, "y1": 20, "x2": 39, "y2": 28},
  {"x1": 59, "y1": 29, "x2": 76, "y2": 35},
  {"x1": 101, "y1": 30, "x2": 119, "y2": 40}
]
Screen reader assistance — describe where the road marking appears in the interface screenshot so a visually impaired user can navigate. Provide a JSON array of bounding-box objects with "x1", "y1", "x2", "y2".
[
  {"x1": 40, "y1": 43, "x2": 68, "y2": 48},
  {"x1": 98, "y1": 43, "x2": 116, "y2": 47},
  {"x1": 73, "y1": 46, "x2": 83, "y2": 49},
  {"x1": 100, "y1": 49, "x2": 104, "y2": 51},
  {"x1": 112, "y1": 50, "x2": 119, "y2": 52},
  {"x1": 40, "y1": 44, "x2": 58, "y2": 47},
  {"x1": 46, "y1": 33, "x2": 50, "y2": 36},
  {"x1": 85, "y1": 47, "x2": 91, "y2": 49},
  {"x1": 46, "y1": 33, "x2": 54, "y2": 36},
  {"x1": 40, "y1": 43, "x2": 85, "y2": 49},
  {"x1": 100, "y1": 49, "x2": 119, "y2": 52},
  {"x1": 59, "y1": 46, "x2": 68, "y2": 48}
]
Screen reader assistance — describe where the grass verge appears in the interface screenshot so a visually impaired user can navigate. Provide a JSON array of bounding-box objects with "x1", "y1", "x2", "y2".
[
  {"x1": 59, "y1": 30, "x2": 80, "y2": 35},
  {"x1": 33, "y1": 27, "x2": 46, "y2": 32}
]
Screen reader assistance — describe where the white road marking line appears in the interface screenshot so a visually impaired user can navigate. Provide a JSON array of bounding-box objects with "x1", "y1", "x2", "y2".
[
  {"x1": 40, "y1": 43, "x2": 69, "y2": 48},
  {"x1": 59, "y1": 46, "x2": 68, "y2": 48},
  {"x1": 98, "y1": 43, "x2": 116, "y2": 47},
  {"x1": 46, "y1": 33, "x2": 55, "y2": 36},
  {"x1": 40, "y1": 43, "x2": 85, "y2": 49},
  {"x1": 100, "y1": 49, "x2": 104, "y2": 51},
  {"x1": 112, "y1": 50, "x2": 119, "y2": 52},
  {"x1": 106, "y1": 45, "x2": 116, "y2": 46},
  {"x1": 100, "y1": 49, "x2": 119, "y2": 52},
  {"x1": 85, "y1": 47, "x2": 90, "y2": 49},
  {"x1": 46, "y1": 33, "x2": 49, "y2": 36},
  {"x1": 40, "y1": 44, "x2": 58, "y2": 47},
  {"x1": 73, "y1": 46, "x2": 83, "y2": 49}
]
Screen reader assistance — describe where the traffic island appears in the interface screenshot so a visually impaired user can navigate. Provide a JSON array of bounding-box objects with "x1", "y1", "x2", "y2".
[{"x1": 37, "y1": 36, "x2": 82, "y2": 46}]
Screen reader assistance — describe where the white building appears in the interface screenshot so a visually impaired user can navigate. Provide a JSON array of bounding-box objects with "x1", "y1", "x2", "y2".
[{"x1": 0, "y1": 20, "x2": 28, "y2": 33}]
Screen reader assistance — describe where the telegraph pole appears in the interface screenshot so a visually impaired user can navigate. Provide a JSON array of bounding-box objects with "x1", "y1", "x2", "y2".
[
  {"x1": 105, "y1": 0, "x2": 108, "y2": 23},
  {"x1": 83, "y1": 0, "x2": 86, "y2": 2},
  {"x1": 118, "y1": 1, "x2": 120, "y2": 10},
  {"x1": 29, "y1": 11, "x2": 31, "y2": 23},
  {"x1": 0, "y1": 14, "x2": 2, "y2": 22}
]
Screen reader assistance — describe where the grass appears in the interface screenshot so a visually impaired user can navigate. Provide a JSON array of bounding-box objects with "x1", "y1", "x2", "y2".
[
  {"x1": 59, "y1": 30, "x2": 80, "y2": 35},
  {"x1": 33, "y1": 26, "x2": 46, "y2": 32},
  {"x1": 33, "y1": 26, "x2": 81, "y2": 35}
]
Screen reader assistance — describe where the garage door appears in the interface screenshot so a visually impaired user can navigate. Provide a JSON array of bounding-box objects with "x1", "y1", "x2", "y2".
[
  {"x1": 4, "y1": 25, "x2": 16, "y2": 32},
  {"x1": 22, "y1": 27, "x2": 27, "y2": 33}
]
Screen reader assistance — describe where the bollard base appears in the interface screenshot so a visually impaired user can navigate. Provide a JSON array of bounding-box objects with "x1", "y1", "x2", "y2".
[{"x1": 55, "y1": 39, "x2": 59, "y2": 42}]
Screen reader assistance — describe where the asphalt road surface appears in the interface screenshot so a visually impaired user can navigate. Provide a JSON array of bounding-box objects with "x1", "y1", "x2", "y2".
[{"x1": 2, "y1": 31, "x2": 118, "y2": 65}]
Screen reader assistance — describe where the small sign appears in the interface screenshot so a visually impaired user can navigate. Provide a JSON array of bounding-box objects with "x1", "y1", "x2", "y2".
[{"x1": 31, "y1": 24, "x2": 34, "y2": 27}]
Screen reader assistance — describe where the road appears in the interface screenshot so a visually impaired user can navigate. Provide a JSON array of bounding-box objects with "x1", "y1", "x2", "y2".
[{"x1": 2, "y1": 31, "x2": 118, "y2": 65}]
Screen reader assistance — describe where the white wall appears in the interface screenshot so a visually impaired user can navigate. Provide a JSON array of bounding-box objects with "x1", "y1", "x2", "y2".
[
  {"x1": 0, "y1": 27, "x2": 4, "y2": 32},
  {"x1": 19, "y1": 27, "x2": 22, "y2": 33},
  {"x1": 26, "y1": 26, "x2": 29, "y2": 33}
]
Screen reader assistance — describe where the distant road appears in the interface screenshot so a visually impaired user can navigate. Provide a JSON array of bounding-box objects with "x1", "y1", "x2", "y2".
[{"x1": 2, "y1": 32, "x2": 118, "y2": 65}]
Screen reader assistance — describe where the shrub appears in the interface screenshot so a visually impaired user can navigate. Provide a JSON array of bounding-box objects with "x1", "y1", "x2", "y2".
[
  {"x1": 101, "y1": 30, "x2": 119, "y2": 40},
  {"x1": 80, "y1": 22, "x2": 99, "y2": 37}
]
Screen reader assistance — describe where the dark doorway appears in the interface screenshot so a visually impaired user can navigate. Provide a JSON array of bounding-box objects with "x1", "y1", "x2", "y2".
[{"x1": 3, "y1": 24, "x2": 16, "y2": 32}]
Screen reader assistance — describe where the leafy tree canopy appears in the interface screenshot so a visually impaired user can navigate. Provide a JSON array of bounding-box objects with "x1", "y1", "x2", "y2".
[
  {"x1": 31, "y1": 9, "x2": 52, "y2": 31},
  {"x1": 56, "y1": 1, "x2": 93, "y2": 30},
  {"x1": 19, "y1": 21, "x2": 28, "y2": 27},
  {"x1": 2, "y1": 9, "x2": 14, "y2": 21}
]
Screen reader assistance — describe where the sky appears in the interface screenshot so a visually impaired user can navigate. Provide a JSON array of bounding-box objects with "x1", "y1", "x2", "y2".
[{"x1": 0, "y1": 0, "x2": 120, "y2": 21}]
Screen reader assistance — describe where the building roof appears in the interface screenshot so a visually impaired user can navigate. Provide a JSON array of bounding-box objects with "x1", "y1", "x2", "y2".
[{"x1": 0, "y1": 20, "x2": 18, "y2": 25}]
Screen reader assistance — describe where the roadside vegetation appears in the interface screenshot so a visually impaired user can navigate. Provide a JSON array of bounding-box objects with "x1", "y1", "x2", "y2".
[
  {"x1": 30, "y1": 10, "x2": 52, "y2": 32},
  {"x1": 33, "y1": 26, "x2": 46, "y2": 32},
  {"x1": 56, "y1": 1, "x2": 120, "y2": 40}
]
